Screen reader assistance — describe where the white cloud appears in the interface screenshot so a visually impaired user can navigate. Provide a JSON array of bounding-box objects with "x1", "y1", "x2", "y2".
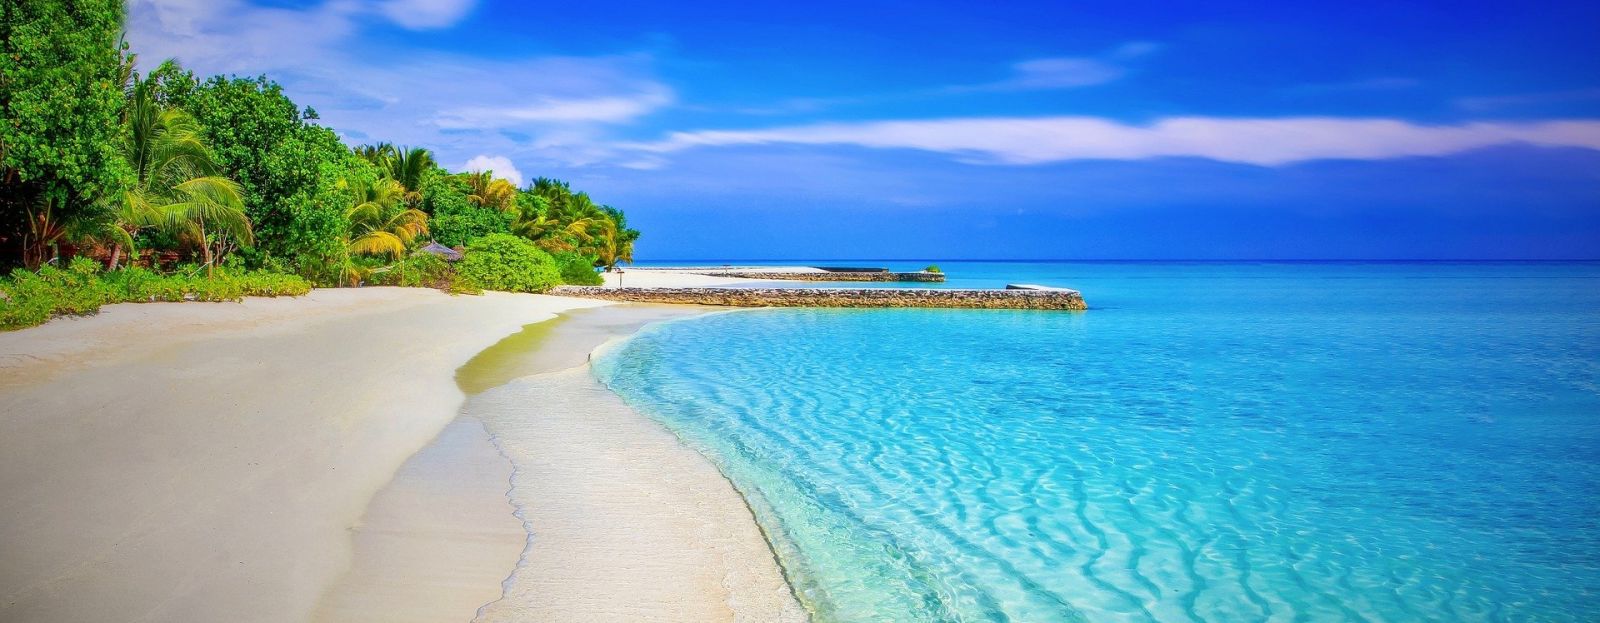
[
  {"x1": 462, "y1": 155, "x2": 523, "y2": 186},
  {"x1": 631, "y1": 117, "x2": 1600, "y2": 166},
  {"x1": 377, "y1": 0, "x2": 476, "y2": 30},
  {"x1": 126, "y1": 0, "x2": 360, "y2": 73},
  {"x1": 126, "y1": 1, "x2": 672, "y2": 170},
  {"x1": 950, "y1": 41, "x2": 1161, "y2": 93}
]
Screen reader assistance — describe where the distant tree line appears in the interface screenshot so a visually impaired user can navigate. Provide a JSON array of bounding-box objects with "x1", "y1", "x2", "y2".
[{"x1": 0, "y1": 0, "x2": 637, "y2": 290}]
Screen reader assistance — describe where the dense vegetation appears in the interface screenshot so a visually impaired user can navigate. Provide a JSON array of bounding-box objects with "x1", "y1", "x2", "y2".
[{"x1": 0, "y1": 0, "x2": 636, "y2": 329}]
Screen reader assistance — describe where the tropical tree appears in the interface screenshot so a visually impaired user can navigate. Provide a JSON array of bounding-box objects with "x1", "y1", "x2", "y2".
[
  {"x1": 594, "y1": 205, "x2": 638, "y2": 269},
  {"x1": 149, "y1": 65, "x2": 348, "y2": 270},
  {"x1": 464, "y1": 171, "x2": 518, "y2": 212},
  {"x1": 0, "y1": 0, "x2": 129, "y2": 268},
  {"x1": 353, "y1": 142, "x2": 396, "y2": 165},
  {"x1": 354, "y1": 143, "x2": 433, "y2": 201},
  {"x1": 590, "y1": 218, "x2": 634, "y2": 270},
  {"x1": 122, "y1": 73, "x2": 252, "y2": 276},
  {"x1": 388, "y1": 147, "x2": 434, "y2": 203},
  {"x1": 512, "y1": 211, "x2": 592, "y2": 253},
  {"x1": 344, "y1": 177, "x2": 427, "y2": 259}
]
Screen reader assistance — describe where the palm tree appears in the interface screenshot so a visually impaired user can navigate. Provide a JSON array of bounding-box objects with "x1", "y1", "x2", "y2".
[
  {"x1": 387, "y1": 147, "x2": 434, "y2": 204},
  {"x1": 591, "y1": 218, "x2": 635, "y2": 271},
  {"x1": 354, "y1": 142, "x2": 397, "y2": 166},
  {"x1": 355, "y1": 143, "x2": 433, "y2": 205},
  {"x1": 123, "y1": 73, "x2": 251, "y2": 276},
  {"x1": 512, "y1": 211, "x2": 597, "y2": 253},
  {"x1": 464, "y1": 171, "x2": 518, "y2": 212},
  {"x1": 345, "y1": 177, "x2": 428, "y2": 259}
]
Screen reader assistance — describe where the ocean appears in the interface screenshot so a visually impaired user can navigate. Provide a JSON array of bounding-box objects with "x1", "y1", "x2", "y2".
[{"x1": 594, "y1": 261, "x2": 1600, "y2": 622}]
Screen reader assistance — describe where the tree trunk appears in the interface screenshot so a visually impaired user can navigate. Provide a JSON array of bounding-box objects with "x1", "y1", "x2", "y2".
[
  {"x1": 109, "y1": 244, "x2": 122, "y2": 270},
  {"x1": 199, "y1": 218, "x2": 213, "y2": 279}
]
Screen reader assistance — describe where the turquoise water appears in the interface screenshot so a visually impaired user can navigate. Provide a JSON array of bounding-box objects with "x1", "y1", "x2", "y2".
[{"x1": 594, "y1": 262, "x2": 1600, "y2": 622}]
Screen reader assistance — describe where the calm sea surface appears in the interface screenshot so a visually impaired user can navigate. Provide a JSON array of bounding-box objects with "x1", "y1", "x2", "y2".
[{"x1": 595, "y1": 262, "x2": 1600, "y2": 622}]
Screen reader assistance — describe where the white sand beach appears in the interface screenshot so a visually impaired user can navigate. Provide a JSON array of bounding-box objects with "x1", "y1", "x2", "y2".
[
  {"x1": 0, "y1": 287, "x2": 800, "y2": 622},
  {"x1": 600, "y1": 267, "x2": 766, "y2": 288}
]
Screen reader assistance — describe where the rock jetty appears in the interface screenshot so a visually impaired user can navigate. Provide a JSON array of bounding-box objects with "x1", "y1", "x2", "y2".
[{"x1": 549, "y1": 286, "x2": 1087, "y2": 310}]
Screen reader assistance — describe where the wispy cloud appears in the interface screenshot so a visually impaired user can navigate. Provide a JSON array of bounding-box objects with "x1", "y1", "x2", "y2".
[
  {"x1": 1284, "y1": 77, "x2": 1421, "y2": 95},
  {"x1": 948, "y1": 41, "x2": 1160, "y2": 92},
  {"x1": 436, "y1": 87, "x2": 674, "y2": 127},
  {"x1": 1454, "y1": 88, "x2": 1600, "y2": 112},
  {"x1": 719, "y1": 41, "x2": 1160, "y2": 116},
  {"x1": 126, "y1": 0, "x2": 671, "y2": 171},
  {"x1": 630, "y1": 116, "x2": 1600, "y2": 166}
]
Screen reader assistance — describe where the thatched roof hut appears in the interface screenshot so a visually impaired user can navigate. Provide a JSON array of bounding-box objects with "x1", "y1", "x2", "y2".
[{"x1": 417, "y1": 242, "x2": 463, "y2": 262}]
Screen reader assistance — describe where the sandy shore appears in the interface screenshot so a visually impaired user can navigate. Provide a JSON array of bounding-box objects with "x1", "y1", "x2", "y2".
[
  {"x1": 0, "y1": 288, "x2": 803, "y2": 622},
  {"x1": 600, "y1": 267, "x2": 764, "y2": 288}
]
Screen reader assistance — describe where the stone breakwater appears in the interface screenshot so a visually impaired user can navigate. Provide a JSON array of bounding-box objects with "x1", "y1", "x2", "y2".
[
  {"x1": 692, "y1": 270, "x2": 946, "y2": 283},
  {"x1": 549, "y1": 286, "x2": 1087, "y2": 311}
]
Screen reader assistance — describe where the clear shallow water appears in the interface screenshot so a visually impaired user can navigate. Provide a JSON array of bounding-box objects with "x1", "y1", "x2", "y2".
[{"x1": 595, "y1": 262, "x2": 1600, "y2": 622}]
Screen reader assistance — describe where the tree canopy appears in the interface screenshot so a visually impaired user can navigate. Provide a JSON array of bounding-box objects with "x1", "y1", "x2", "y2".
[{"x1": 0, "y1": 3, "x2": 638, "y2": 291}]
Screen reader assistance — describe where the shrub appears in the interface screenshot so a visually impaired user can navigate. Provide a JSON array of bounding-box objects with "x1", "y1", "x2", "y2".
[
  {"x1": 0, "y1": 263, "x2": 311, "y2": 331},
  {"x1": 923, "y1": 264, "x2": 943, "y2": 273},
  {"x1": 554, "y1": 252, "x2": 603, "y2": 286},
  {"x1": 368, "y1": 253, "x2": 455, "y2": 289},
  {"x1": 424, "y1": 175, "x2": 512, "y2": 247},
  {"x1": 456, "y1": 234, "x2": 560, "y2": 293}
]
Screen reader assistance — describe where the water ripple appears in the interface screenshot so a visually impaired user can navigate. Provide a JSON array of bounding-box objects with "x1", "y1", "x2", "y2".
[{"x1": 595, "y1": 264, "x2": 1600, "y2": 622}]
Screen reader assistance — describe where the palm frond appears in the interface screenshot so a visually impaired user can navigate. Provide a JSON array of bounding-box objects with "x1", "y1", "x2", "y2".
[{"x1": 347, "y1": 231, "x2": 406, "y2": 259}]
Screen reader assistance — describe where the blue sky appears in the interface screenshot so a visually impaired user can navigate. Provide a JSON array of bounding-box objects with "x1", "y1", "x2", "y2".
[{"x1": 128, "y1": 0, "x2": 1600, "y2": 259}]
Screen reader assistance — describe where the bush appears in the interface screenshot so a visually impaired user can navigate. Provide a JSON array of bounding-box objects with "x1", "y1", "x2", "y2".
[
  {"x1": 0, "y1": 262, "x2": 311, "y2": 331},
  {"x1": 368, "y1": 253, "x2": 455, "y2": 289},
  {"x1": 923, "y1": 264, "x2": 943, "y2": 273},
  {"x1": 424, "y1": 175, "x2": 512, "y2": 247},
  {"x1": 456, "y1": 234, "x2": 560, "y2": 293},
  {"x1": 554, "y1": 252, "x2": 603, "y2": 286}
]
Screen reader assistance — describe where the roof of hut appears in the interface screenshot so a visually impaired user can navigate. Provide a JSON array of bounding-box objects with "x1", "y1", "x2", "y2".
[{"x1": 417, "y1": 241, "x2": 463, "y2": 261}]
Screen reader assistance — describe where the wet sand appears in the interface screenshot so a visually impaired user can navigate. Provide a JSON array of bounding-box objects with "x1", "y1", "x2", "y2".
[{"x1": 314, "y1": 304, "x2": 807, "y2": 622}]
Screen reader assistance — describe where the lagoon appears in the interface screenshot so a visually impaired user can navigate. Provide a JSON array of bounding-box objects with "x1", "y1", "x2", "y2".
[{"x1": 597, "y1": 261, "x2": 1600, "y2": 622}]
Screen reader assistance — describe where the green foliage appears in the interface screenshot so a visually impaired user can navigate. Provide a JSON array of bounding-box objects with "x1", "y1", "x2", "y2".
[
  {"x1": 281, "y1": 156, "x2": 359, "y2": 285},
  {"x1": 423, "y1": 173, "x2": 510, "y2": 247},
  {"x1": 151, "y1": 67, "x2": 352, "y2": 270},
  {"x1": 122, "y1": 69, "x2": 253, "y2": 273},
  {"x1": 0, "y1": 262, "x2": 310, "y2": 331},
  {"x1": 354, "y1": 142, "x2": 435, "y2": 201},
  {"x1": 366, "y1": 252, "x2": 454, "y2": 289},
  {"x1": 924, "y1": 264, "x2": 942, "y2": 273},
  {"x1": 456, "y1": 234, "x2": 560, "y2": 293},
  {"x1": 0, "y1": 10, "x2": 643, "y2": 281},
  {"x1": 554, "y1": 252, "x2": 603, "y2": 285},
  {"x1": 512, "y1": 178, "x2": 637, "y2": 269},
  {"x1": 0, "y1": 0, "x2": 131, "y2": 268}
]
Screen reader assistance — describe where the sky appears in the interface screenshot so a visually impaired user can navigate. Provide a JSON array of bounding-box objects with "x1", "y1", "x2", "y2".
[{"x1": 127, "y1": 0, "x2": 1600, "y2": 259}]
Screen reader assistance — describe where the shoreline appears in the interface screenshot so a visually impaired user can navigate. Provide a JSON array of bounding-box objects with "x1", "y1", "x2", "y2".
[
  {"x1": 0, "y1": 289, "x2": 806, "y2": 622},
  {"x1": 316, "y1": 304, "x2": 806, "y2": 622},
  {"x1": 0, "y1": 288, "x2": 614, "y2": 622}
]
